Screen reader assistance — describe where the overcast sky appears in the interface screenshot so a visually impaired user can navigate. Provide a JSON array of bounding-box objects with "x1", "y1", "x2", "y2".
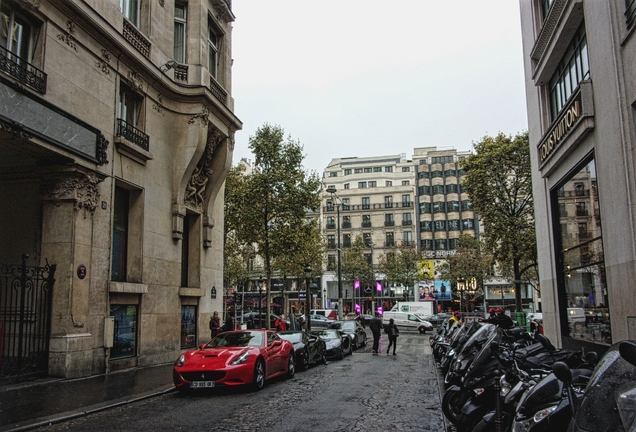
[{"x1": 230, "y1": 1, "x2": 528, "y2": 174}]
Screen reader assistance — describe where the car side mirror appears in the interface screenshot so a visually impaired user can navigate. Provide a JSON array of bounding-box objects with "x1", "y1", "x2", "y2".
[{"x1": 199, "y1": 344, "x2": 207, "y2": 350}]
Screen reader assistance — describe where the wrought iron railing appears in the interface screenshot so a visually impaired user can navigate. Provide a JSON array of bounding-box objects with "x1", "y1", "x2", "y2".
[
  {"x1": 116, "y1": 118, "x2": 149, "y2": 151},
  {"x1": 0, "y1": 46, "x2": 47, "y2": 94}
]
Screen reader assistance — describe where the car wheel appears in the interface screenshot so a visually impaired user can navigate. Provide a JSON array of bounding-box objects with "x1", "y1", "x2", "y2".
[
  {"x1": 301, "y1": 350, "x2": 310, "y2": 371},
  {"x1": 252, "y1": 359, "x2": 265, "y2": 391},
  {"x1": 287, "y1": 354, "x2": 295, "y2": 378},
  {"x1": 352, "y1": 336, "x2": 358, "y2": 350},
  {"x1": 338, "y1": 347, "x2": 344, "y2": 360},
  {"x1": 419, "y1": 327, "x2": 426, "y2": 334}
]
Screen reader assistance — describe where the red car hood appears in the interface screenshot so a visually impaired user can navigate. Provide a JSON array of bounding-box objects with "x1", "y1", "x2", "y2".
[{"x1": 182, "y1": 347, "x2": 252, "y2": 368}]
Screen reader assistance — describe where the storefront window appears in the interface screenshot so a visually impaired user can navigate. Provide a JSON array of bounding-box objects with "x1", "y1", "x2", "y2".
[
  {"x1": 181, "y1": 306, "x2": 197, "y2": 348},
  {"x1": 111, "y1": 304, "x2": 137, "y2": 359},
  {"x1": 553, "y1": 158, "x2": 610, "y2": 345}
]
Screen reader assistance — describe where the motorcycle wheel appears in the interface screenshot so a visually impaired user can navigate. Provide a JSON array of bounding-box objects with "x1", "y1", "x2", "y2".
[
  {"x1": 472, "y1": 419, "x2": 493, "y2": 432},
  {"x1": 457, "y1": 409, "x2": 488, "y2": 432},
  {"x1": 441, "y1": 388, "x2": 470, "y2": 424}
]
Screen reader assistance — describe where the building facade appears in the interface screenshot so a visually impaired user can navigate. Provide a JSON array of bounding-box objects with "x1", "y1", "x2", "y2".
[
  {"x1": 520, "y1": 0, "x2": 636, "y2": 352},
  {"x1": 320, "y1": 148, "x2": 530, "y2": 314},
  {"x1": 0, "y1": 0, "x2": 240, "y2": 379}
]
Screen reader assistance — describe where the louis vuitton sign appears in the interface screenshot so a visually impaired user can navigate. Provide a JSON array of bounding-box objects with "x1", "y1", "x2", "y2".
[{"x1": 538, "y1": 94, "x2": 582, "y2": 164}]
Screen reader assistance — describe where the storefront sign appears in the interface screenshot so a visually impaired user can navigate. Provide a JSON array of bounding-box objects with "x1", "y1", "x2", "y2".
[
  {"x1": 422, "y1": 250, "x2": 457, "y2": 258},
  {"x1": 539, "y1": 96, "x2": 582, "y2": 163}
]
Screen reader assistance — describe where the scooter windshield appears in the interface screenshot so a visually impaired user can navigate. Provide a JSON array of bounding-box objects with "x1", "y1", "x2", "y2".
[
  {"x1": 574, "y1": 342, "x2": 636, "y2": 432},
  {"x1": 457, "y1": 324, "x2": 495, "y2": 358}
]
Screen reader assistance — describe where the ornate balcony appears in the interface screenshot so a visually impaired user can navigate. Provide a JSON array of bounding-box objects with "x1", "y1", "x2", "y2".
[
  {"x1": 117, "y1": 118, "x2": 149, "y2": 151},
  {"x1": 0, "y1": 46, "x2": 47, "y2": 94}
]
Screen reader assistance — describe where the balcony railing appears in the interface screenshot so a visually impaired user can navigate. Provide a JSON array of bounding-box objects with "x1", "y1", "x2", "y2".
[
  {"x1": 210, "y1": 77, "x2": 228, "y2": 104},
  {"x1": 576, "y1": 209, "x2": 588, "y2": 217},
  {"x1": 117, "y1": 118, "x2": 150, "y2": 151},
  {"x1": 385, "y1": 203, "x2": 393, "y2": 208},
  {"x1": 362, "y1": 204, "x2": 370, "y2": 210},
  {"x1": 401, "y1": 202, "x2": 412, "y2": 207},
  {"x1": 384, "y1": 220, "x2": 395, "y2": 227},
  {"x1": 402, "y1": 220, "x2": 412, "y2": 226},
  {"x1": 385, "y1": 241, "x2": 395, "y2": 247},
  {"x1": 362, "y1": 221, "x2": 372, "y2": 228},
  {"x1": 342, "y1": 221, "x2": 351, "y2": 228},
  {"x1": 0, "y1": 46, "x2": 47, "y2": 93},
  {"x1": 326, "y1": 223, "x2": 335, "y2": 230}
]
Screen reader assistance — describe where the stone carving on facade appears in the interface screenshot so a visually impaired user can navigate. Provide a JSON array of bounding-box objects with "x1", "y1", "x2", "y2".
[
  {"x1": 152, "y1": 93, "x2": 165, "y2": 115},
  {"x1": 158, "y1": 0, "x2": 165, "y2": 6},
  {"x1": 211, "y1": 0, "x2": 234, "y2": 22},
  {"x1": 57, "y1": 20, "x2": 78, "y2": 52},
  {"x1": 42, "y1": 172, "x2": 102, "y2": 213},
  {"x1": 95, "y1": 49, "x2": 111, "y2": 76},
  {"x1": 126, "y1": 70, "x2": 145, "y2": 93},
  {"x1": 18, "y1": 0, "x2": 41, "y2": 9},
  {"x1": 98, "y1": 133, "x2": 109, "y2": 165},
  {"x1": 228, "y1": 128, "x2": 235, "y2": 151},
  {"x1": 184, "y1": 127, "x2": 224, "y2": 211},
  {"x1": 188, "y1": 104, "x2": 211, "y2": 125},
  {"x1": 0, "y1": 118, "x2": 33, "y2": 140}
]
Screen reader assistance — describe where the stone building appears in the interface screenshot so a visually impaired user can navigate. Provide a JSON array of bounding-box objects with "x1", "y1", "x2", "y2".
[
  {"x1": 0, "y1": 0, "x2": 241, "y2": 379},
  {"x1": 520, "y1": 0, "x2": 636, "y2": 352}
]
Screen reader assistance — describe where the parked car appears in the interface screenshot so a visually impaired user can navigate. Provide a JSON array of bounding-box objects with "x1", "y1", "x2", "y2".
[
  {"x1": 382, "y1": 311, "x2": 433, "y2": 334},
  {"x1": 301, "y1": 314, "x2": 335, "y2": 328},
  {"x1": 327, "y1": 320, "x2": 367, "y2": 349},
  {"x1": 278, "y1": 330, "x2": 327, "y2": 370},
  {"x1": 310, "y1": 329, "x2": 351, "y2": 360},
  {"x1": 241, "y1": 312, "x2": 290, "y2": 329},
  {"x1": 173, "y1": 330, "x2": 295, "y2": 392},
  {"x1": 420, "y1": 313, "x2": 453, "y2": 327}
]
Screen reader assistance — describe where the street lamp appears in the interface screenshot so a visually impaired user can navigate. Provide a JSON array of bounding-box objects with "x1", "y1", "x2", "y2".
[
  {"x1": 258, "y1": 277, "x2": 263, "y2": 329},
  {"x1": 305, "y1": 265, "x2": 312, "y2": 332},
  {"x1": 326, "y1": 187, "x2": 343, "y2": 320}
]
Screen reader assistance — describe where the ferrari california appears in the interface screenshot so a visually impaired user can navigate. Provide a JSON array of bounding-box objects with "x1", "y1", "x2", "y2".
[{"x1": 173, "y1": 330, "x2": 295, "y2": 392}]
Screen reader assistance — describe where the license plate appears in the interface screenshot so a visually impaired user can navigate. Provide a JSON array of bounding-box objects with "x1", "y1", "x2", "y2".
[{"x1": 190, "y1": 381, "x2": 215, "y2": 388}]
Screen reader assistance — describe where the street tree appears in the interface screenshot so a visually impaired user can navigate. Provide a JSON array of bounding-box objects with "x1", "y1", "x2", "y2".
[
  {"x1": 226, "y1": 124, "x2": 321, "y2": 327},
  {"x1": 341, "y1": 236, "x2": 374, "y2": 311},
  {"x1": 461, "y1": 132, "x2": 537, "y2": 311},
  {"x1": 438, "y1": 234, "x2": 493, "y2": 311},
  {"x1": 377, "y1": 242, "x2": 421, "y2": 301}
]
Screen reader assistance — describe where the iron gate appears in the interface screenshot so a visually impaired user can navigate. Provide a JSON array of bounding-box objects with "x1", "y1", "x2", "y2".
[{"x1": 0, "y1": 254, "x2": 56, "y2": 381}]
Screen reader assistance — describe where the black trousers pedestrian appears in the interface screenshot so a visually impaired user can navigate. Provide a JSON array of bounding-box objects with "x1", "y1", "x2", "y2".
[
  {"x1": 387, "y1": 335, "x2": 397, "y2": 354},
  {"x1": 372, "y1": 330, "x2": 381, "y2": 352}
]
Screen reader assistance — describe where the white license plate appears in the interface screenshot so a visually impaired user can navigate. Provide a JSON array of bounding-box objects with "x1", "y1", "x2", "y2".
[{"x1": 190, "y1": 381, "x2": 215, "y2": 388}]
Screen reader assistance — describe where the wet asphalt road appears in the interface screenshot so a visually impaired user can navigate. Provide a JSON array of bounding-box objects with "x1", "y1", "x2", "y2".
[{"x1": 34, "y1": 331, "x2": 446, "y2": 432}]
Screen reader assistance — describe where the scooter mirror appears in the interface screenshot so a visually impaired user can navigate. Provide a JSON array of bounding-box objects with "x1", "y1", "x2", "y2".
[
  {"x1": 619, "y1": 341, "x2": 636, "y2": 367},
  {"x1": 584, "y1": 351, "x2": 599, "y2": 367},
  {"x1": 553, "y1": 361, "x2": 572, "y2": 384}
]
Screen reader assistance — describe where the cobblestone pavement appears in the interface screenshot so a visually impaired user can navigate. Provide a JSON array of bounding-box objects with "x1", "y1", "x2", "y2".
[{"x1": 34, "y1": 331, "x2": 447, "y2": 432}]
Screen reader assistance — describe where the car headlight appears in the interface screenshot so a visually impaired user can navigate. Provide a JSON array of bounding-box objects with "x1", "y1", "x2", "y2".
[
  {"x1": 230, "y1": 351, "x2": 250, "y2": 365},
  {"x1": 175, "y1": 354, "x2": 185, "y2": 367}
]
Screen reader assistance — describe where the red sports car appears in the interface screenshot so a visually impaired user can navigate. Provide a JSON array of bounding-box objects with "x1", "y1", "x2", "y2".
[{"x1": 173, "y1": 330, "x2": 295, "y2": 392}]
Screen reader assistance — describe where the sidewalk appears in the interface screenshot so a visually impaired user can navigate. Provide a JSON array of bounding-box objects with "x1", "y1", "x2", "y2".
[{"x1": 0, "y1": 364, "x2": 175, "y2": 432}]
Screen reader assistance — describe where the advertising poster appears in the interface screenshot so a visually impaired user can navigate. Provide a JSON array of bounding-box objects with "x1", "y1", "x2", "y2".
[{"x1": 418, "y1": 259, "x2": 452, "y2": 300}]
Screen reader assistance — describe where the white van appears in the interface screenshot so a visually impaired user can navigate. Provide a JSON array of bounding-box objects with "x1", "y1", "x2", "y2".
[
  {"x1": 382, "y1": 311, "x2": 433, "y2": 334},
  {"x1": 567, "y1": 308, "x2": 585, "y2": 330}
]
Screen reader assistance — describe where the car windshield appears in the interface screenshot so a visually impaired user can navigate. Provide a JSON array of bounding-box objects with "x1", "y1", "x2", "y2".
[
  {"x1": 278, "y1": 332, "x2": 302, "y2": 343},
  {"x1": 312, "y1": 330, "x2": 339, "y2": 340},
  {"x1": 206, "y1": 331, "x2": 264, "y2": 348}
]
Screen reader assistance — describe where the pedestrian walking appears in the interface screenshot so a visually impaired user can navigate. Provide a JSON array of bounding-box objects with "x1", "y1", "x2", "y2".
[
  {"x1": 384, "y1": 318, "x2": 399, "y2": 355},
  {"x1": 369, "y1": 313, "x2": 383, "y2": 354},
  {"x1": 222, "y1": 316, "x2": 233, "y2": 332},
  {"x1": 209, "y1": 311, "x2": 221, "y2": 339}
]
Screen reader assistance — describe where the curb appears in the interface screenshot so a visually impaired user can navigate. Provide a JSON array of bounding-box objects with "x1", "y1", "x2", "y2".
[{"x1": 0, "y1": 386, "x2": 176, "y2": 432}]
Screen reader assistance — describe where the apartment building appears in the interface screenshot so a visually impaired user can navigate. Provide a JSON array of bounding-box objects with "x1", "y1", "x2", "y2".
[
  {"x1": 0, "y1": 0, "x2": 241, "y2": 379},
  {"x1": 319, "y1": 148, "x2": 521, "y2": 314},
  {"x1": 520, "y1": 0, "x2": 636, "y2": 352}
]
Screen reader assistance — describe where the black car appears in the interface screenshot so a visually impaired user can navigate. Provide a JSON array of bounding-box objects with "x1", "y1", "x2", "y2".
[
  {"x1": 278, "y1": 330, "x2": 327, "y2": 370},
  {"x1": 327, "y1": 320, "x2": 367, "y2": 349},
  {"x1": 310, "y1": 329, "x2": 352, "y2": 360},
  {"x1": 241, "y1": 312, "x2": 290, "y2": 329},
  {"x1": 420, "y1": 313, "x2": 453, "y2": 327}
]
